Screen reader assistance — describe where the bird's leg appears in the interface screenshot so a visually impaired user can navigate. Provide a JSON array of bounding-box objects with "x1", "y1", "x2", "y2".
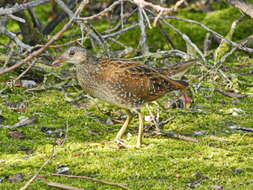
[
  {"x1": 136, "y1": 110, "x2": 144, "y2": 148},
  {"x1": 115, "y1": 110, "x2": 133, "y2": 142}
]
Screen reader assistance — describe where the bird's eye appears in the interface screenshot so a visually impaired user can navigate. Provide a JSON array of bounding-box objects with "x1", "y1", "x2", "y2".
[{"x1": 69, "y1": 50, "x2": 75, "y2": 56}]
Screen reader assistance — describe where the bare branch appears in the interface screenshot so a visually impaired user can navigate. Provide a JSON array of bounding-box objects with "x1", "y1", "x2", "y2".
[
  {"x1": 129, "y1": 50, "x2": 191, "y2": 60},
  {"x1": 0, "y1": 26, "x2": 32, "y2": 51},
  {"x1": 45, "y1": 181, "x2": 84, "y2": 190},
  {"x1": 164, "y1": 16, "x2": 253, "y2": 53},
  {"x1": 28, "y1": 8, "x2": 42, "y2": 31},
  {"x1": 102, "y1": 23, "x2": 139, "y2": 39},
  {"x1": 42, "y1": 0, "x2": 80, "y2": 35},
  {"x1": 0, "y1": 0, "x2": 49, "y2": 16},
  {"x1": 55, "y1": 0, "x2": 74, "y2": 18},
  {"x1": 161, "y1": 19, "x2": 206, "y2": 62},
  {"x1": 138, "y1": 7, "x2": 149, "y2": 54},
  {"x1": 0, "y1": 0, "x2": 89, "y2": 75},
  {"x1": 132, "y1": 0, "x2": 185, "y2": 15},
  {"x1": 225, "y1": 0, "x2": 253, "y2": 19},
  {"x1": 8, "y1": 14, "x2": 26, "y2": 23},
  {"x1": 77, "y1": 0, "x2": 125, "y2": 21}
]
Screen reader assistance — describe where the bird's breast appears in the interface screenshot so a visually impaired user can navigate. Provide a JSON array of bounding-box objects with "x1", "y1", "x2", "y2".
[{"x1": 76, "y1": 65, "x2": 142, "y2": 109}]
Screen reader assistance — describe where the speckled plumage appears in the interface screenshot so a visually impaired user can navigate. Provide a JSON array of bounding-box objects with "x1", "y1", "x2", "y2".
[{"x1": 53, "y1": 47, "x2": 195, "y2": 148}]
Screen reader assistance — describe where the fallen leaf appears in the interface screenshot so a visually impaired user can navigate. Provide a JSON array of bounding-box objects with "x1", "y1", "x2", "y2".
[
  {"x1": 111, "y1": 119, "x2": 124, "y2": 124},
  {"x1": 215, "y1": 88, "x2": 250, "y2": 99},
  {"x1": 234, "y1": 168, "x2": 243, "y2": 174},
  {"x1": 5, "y1": 116, "x2": 37, "y2": 129},
  {"x1": 72, "y1": 153, "x2": 81, "y2": 157},
  {"x1": 210, "y1": 185, "x2": 224, "y2": 190},
  {"x1": 9, "y1": 173, "x2": 24, "y2": 182},
  {"x1": 0, "y1": 175, "x2": 9, "y2": 183},
  {"x1": 19, "y1": 146, "x2": 32, "y2": 154},
  {"x1": 227, "y1": 108, "x2": 245, "y2": 116},
  {"x1": 228, "y1": 125, "x2": 253, "y2": 133},
  {"x1": 187, "y1": 171, "x2": 208, "y2": 188},
  {"x1": 55, "y1": 138, "x2": 65, "y2": 145},
  {"x1": 40, "y1": 126, "x2": 64, "y2": 137},
  {"x1": 9, "y1": 131, "x2": 25, "y2": 139}
]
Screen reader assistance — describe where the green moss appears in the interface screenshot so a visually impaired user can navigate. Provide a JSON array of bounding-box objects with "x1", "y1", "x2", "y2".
[
  {"x1": 203, "y1": 7, "x2": 240, "y2": 36},
  {"x1": 1, "y1": 58, "x2": 253, "y2": 189},
  {"x1": 1, "y1": 3, "x2": 253, "y2": 190}
]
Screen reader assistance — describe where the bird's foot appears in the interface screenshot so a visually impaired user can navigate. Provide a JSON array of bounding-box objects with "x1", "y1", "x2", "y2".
[{"x1": 114, "y1": 139, "x2": 141, "y2": 149}]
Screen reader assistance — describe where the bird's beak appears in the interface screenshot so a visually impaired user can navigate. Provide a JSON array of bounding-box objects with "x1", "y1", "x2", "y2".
[{"x1": 51, "y1": 56, "x2": 66, "y2": 67}]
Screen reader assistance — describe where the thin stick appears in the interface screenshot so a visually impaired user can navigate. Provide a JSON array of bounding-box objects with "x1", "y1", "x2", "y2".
[
  {"x1": 102, "y1": 23, "x2": 139, "y2": 39},
  {"x1": 131, "y1": 0, "x2": 185, "y2": 15},
  {"x1": 152, "y1": 130, "x2": 199, "y2": 143},
  {"x1": 35, "y1": 39, "x2": 82, "y2": 48},
  {"x1": 55, "y1": 0, "x2": 74, "y2": 18},
  {"x1": 138, "y1": 7, "x2": 149, "y2": 54},
  {"x1": 0, "y1": 25, "x2": 32, "y2": 51},
  {"x1": 11, "y1": 60, "x2": 36, "y2": 86},
  {"x1": 51, "y1": 173, "x2": 131, "y2": 190},
  {"x1": 46, "y1": 181, "x2": 84, "y2": 190},
  {"x1": 163, "y1": 15, "x2": 253, "y2": 53},
  {"x1": 128, "y1": 50, "x2": 190, "y2": 60},
  {"x1": 161, "y1": 19, "x2": 206, "y2": 62},
  {"x1": 77, "y1": 0, "x2": 126, "y2": 21}
]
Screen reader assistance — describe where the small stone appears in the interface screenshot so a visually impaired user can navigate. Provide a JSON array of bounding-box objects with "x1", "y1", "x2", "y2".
[
  {"x1": 106, "y1": 118, "x2": 114, "y2": 124},
  {"x1": 56, "y1": 166, "x2": 69, "y2": 174},
  {"x1": 145, "y1": 116, "x2": 152, "y2": 122},
  {"x1": 234, "y1": 168, "x2": 242, "y2": 174},
  {"x1": 9, "y1": 131, "x2": 25, "y2": 139},
  {"x1": 127, "y1": 132, "x2": 132, "y2": 139},
  {"x1": 21, "y1": 80, "x2": 37, "y2": 88}
]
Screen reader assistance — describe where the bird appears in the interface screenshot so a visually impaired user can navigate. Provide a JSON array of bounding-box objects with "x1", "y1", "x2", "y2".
[{"x1": 52, "y1": 47, "x2": 196, "y2": 148}]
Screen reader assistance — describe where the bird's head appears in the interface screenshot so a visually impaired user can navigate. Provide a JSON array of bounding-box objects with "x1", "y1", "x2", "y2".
[{"x1": 52, "y1": 46, "x2": 88, "y2": 66}]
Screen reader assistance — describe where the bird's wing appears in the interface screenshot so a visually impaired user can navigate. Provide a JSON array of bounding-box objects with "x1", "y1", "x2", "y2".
[{"x1": 98, "y1": 59, "x2": 188, "y2": 102}]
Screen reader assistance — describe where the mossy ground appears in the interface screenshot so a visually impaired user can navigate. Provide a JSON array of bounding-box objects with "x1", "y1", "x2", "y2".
[
  {"x1": 1, "y1": 3, "x2": 253, "y2": 190},
  {"x1": 1, "y1": 58, "x2": 253, "y2": 189}
]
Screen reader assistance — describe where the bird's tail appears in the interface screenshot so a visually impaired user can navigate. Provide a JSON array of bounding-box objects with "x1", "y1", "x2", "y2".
[{"x1": 160, "y1": 59, "x2": 198, "y2": 79}]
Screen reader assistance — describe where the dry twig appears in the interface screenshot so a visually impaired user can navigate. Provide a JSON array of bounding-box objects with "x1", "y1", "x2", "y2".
[
  {"x1": 45, "y1": 181, "x2": 83, "y2": 190},
  {"x1": 51, "y1": 173, "x2": 131, "y2": 190}
]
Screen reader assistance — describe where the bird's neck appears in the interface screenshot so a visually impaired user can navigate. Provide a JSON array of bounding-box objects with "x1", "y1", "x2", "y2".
[{"x1": 87, "y1": 52, "x2": 98, "y2": 65}]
